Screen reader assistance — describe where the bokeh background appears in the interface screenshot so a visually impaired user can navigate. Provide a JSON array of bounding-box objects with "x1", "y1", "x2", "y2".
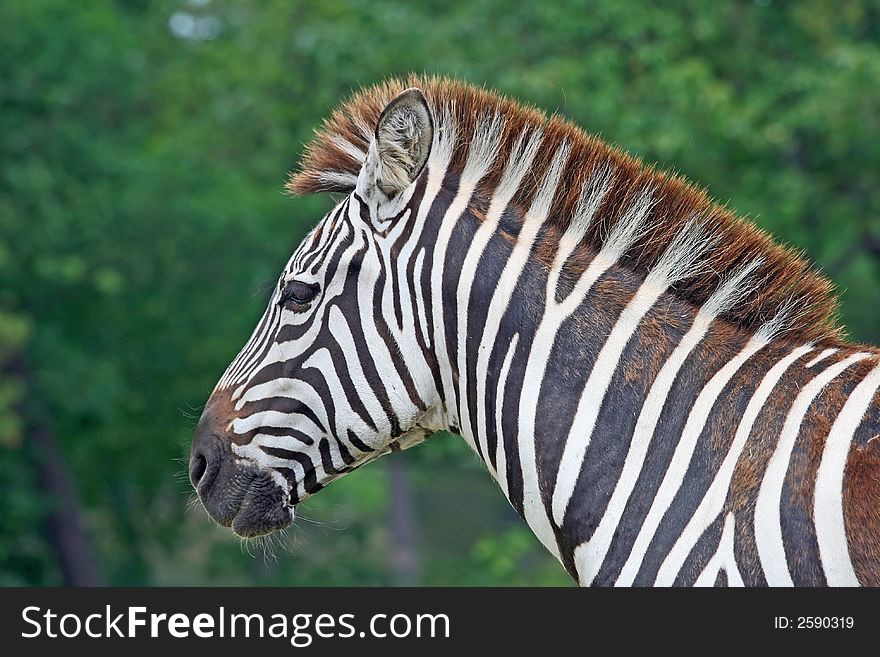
[{"x1": 2, "y1": 0, "x2": 879, "y2": 586}]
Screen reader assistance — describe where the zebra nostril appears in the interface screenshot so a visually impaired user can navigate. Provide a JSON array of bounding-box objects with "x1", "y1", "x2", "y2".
[
  {"x1": 189, "y1": 434, "x2": 223, "y2": 494},
  {"x1": 190, "y1": 452, "x2": 208, "y2": 487}
]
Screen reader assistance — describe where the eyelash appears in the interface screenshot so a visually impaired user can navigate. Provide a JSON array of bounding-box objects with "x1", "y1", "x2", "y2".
[{"x1": 278, "y1": 280, "x2": 320, "y2": 307}]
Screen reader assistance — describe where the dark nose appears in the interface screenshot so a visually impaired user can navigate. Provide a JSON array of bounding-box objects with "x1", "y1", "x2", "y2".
[
  {"x1": 190, "y1": 398, "x2": 231, "y2": 495},
  {"x1": 189, "y1": 430, "x2": 224, "y2": 494}
]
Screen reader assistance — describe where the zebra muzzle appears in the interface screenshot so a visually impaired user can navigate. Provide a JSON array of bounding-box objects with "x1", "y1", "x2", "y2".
[{"x1": 190, "y1": 431, "x2": 293, "y2": 538}]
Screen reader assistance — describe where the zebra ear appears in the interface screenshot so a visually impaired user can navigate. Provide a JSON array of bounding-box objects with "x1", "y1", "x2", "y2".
[{"x1": 367, "y1": 88, "x2": 434, "y2": 197}]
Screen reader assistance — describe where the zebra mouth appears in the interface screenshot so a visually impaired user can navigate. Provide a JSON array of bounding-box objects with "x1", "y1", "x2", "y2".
[
  {"x1": 226, "y1": 466, "x2": 295, "y2": 538},
  {"x1": 189, "y1": 433, "x2": 294, "y2": 538}
]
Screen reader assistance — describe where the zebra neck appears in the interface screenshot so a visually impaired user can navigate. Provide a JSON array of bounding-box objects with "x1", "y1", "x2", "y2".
[{"x1": 424, "y1": 202, "x2": 879, "y2": 585}]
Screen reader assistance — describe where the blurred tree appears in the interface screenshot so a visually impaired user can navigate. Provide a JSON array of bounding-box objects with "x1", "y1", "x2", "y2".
[{"x1": 0, "y1": 0, "x2": 877, "y2": 586}]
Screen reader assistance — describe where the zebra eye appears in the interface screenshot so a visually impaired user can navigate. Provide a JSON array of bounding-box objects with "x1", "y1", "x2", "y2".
[{"x1": 278, "y1": 280, "x2": 319, "y2": 307}]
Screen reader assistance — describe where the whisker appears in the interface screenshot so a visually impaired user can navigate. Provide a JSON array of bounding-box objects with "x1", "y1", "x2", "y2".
[
  {"x1": 294, "y1": 513, "x2": 344, "y2": 530},
  {"x1": 185, "y1": 493, "x2": 202, "y2": 515}
]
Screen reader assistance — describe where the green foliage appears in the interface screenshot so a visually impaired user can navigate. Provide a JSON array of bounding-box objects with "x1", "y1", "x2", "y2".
[{"x1": 1, "y1": 0, "x2": 878, "y2": 586}]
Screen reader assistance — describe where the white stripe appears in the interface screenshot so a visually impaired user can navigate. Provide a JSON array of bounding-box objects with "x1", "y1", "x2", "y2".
[
  {"x1": 654, "y1": 344, "x2": 814, "y2": 585},
  {"x1": 329, "y1": 134, "x2": 367, "y2": 162},
  {"x1": 493, "y1": 333, "x2": 519, "y2": 498},
  {"x1": 806, "y1": 348, "x2": 839, "y2": 368},
  {"x1": 413, "y1": 249, "x2": 431, "y2": 349},
  {"x1": 694, "y1": 513, "x2": 744, "y2": 587},
  {"x1": 616, "y1": 336, "x2": 768, "y2": 586},
  {"x1": 754, "y1": 351, "x2": 869, "y2": 585},
  {"x1": 235, "y1": 378, "x2": 298, "y2": 411},
  {"x1": 350, "y1": 115, "x2": 373, "y2": 142},
  {"x1": 814, "y1": 360, "x2": 880, "y2": 586},
  {"x1": 250, "y1": 433, "x2": 313, "y2": 449},
  {"x1": 233, "y1": 410, "x2": 323, "y2": 437},
  {"x1": 316, "y1": 171, "x2": 359, "y2": 189}
]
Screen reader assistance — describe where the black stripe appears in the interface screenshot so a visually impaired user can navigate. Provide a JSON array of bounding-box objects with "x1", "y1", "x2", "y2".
[
  {"x1": 592, "y1": 321, "x2": 749, "y2": 585},
  {"x1": 672, "y1": 514, "x2": 726, "y2": 587}
]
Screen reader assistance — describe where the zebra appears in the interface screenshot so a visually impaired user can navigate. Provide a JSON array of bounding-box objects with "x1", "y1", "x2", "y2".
[{"x1": 190, "y1": 76, "x2": 880, "y2": 586}]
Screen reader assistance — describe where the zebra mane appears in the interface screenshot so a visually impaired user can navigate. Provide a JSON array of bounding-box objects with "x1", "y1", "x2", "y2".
[{"x1": 288, "y1": 75, "x2": 844, "y2": 344}]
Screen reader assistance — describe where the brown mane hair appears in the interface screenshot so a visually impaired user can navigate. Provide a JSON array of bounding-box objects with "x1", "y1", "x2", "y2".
[{"x1": 288, "y1": 75, "x2": 844, "y2": 344}]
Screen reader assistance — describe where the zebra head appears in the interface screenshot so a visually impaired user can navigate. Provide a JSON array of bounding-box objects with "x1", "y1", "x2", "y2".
[{"x1": 189, "y1": 89, "x2": 443, "y2": 537}]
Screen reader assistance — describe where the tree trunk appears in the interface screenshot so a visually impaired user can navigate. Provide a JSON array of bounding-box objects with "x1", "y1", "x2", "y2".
[
  {"x1": 11, "y1": 354, "x2": 102, "y2": 586},
  {"x1": 30, "y1": 420, "x2": 102, "y2": 586}
]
